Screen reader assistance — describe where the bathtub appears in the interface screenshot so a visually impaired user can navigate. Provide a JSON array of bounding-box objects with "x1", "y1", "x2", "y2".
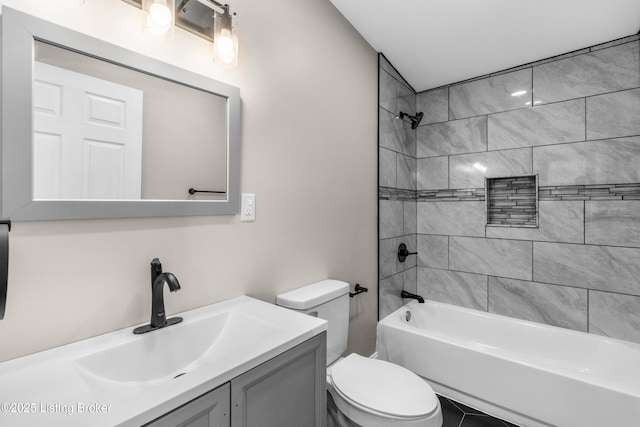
[{"x1": 376, "y1": 300, "x2": 640, "y2": 427}]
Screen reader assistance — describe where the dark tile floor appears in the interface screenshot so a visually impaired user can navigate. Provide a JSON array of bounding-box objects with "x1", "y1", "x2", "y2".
[{"x1": 439, "y1": 395, "x2": 519, "y2": 427}]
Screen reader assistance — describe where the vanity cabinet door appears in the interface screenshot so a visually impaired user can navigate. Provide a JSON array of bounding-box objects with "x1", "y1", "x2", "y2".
[
  {"x1": 145, "y1": 382, "x2": 230, "y2": 427},
  {"x1": 231, "y1": 332, "x2": 327, "y2": 427}
]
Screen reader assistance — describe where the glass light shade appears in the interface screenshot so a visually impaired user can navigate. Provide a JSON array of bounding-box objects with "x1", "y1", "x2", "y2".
[
  {"x1": 213, "y1": 8, "x2": 238, "y2": 67},
  {"x1": 142, "y1": 0, "x2": 175, "y2": 38}
]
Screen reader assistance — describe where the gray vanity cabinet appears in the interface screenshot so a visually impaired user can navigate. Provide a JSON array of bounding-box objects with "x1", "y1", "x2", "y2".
[
  {"x1": 146, "y1": 383, "x2": 230, "y2": 427},
  {"x1": 146, "y1": 332, "x2": 326, "y2": 427},
  {"x1": 231, "y1": 332, "x2": 327, "y2": 427}
]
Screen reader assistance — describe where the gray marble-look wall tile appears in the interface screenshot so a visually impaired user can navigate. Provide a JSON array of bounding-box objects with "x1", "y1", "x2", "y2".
[
  {"x1": 380, "y1": 267, "x2": 418, "y2": 320},
  {"x1": 589, "y1": 291, "x2": 640, "y2": 344},
  {"x1": 417, "y1": 267, "x2": 488, "y2": 310},
  {"x1": 379, "y1": 107, "x2": 416, "y2": 157},
  {"x1": 449, "y1": 69, "x2": 532, "y2": 119},
  {"x1": 404, "y1": 123, "x2": 417, "y2": 159},
  {"x1": 533, "y1": 137, "x2": 640, "y2": 186},
  {"x1": 379, "y1": 148, "x2": 396, "y2": 188},
  {"x1": 586, "y1": 201, "x2": 640, "y2": 248},
  {"x1": 587, "y1": 88, "x2": 640, "y2": 140},
  {"x1": 416, "y1": 88, "x2": 448, "y2": 125},
  {"x1": 379, "y1": 55, "x2": 413, "y2": 94},
  {"x1": 397, "y1": 81, "x2": 416, "y2": 117},
  {"x1": 379, "y1": 273, "x2": 404, "y2": 319},
  {"x1": 403, "y1": 267, "x2": 417, "y2": 295},
  {"x1": 449, "y1": 237, "x2": 533, "y2": 281},
  {"x1": 417, "y1": 201, "x2": 486, "y2": 237},
  {"x1": 379, "y1": 107, "x2": 403, "y2": 153},
  {"x1": 379, "y1": 237, "x2": 399, "y2": 280},
  {"x1": 379, "y1": 200, "x2": 404, "y2": 239},
  {"x1": 417, "y1": 116, "x2": 487, "y2": 157},
  {"x1": 449, "y1": 148, "x2": 532, "y2": 189},
  {"x1": 379, "y1": 69, "x2": 397, "y2": 112},
  {"x1": 397, "y1": 154, "x2": 417, "y2": 191},
  {"x1": 533, "y1": 242, "x2": 640, "y2": 295},
  {"x1": 533, "y1": 42, "x2": 640, "y2": 104},
  {"x1": 403, "y1": 202, "x2": 417, "y2": 235},
  {"x1": 488, "y1": 99, "x2": 586, "y2": 150},
  {"x1": 487, "y1": 201, "x2": 584, "y2": 244},
  {"x1": 401, "y1": 234, "x2": 418, "y2": 271},
  {"x1": 488, "y1": 277, "x2": 587, "y2": 332},
  {"x1": 417, "y1": 156, "x2": 448, "y2": 190},
  {"x1": 417, "y1": 234, "x2": 449, "y2": 269},
  {"x1": 380, "y1": 234, "x2": 417, "y2": 278}
]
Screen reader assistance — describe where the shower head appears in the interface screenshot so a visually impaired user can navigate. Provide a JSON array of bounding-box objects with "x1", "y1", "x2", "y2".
[{"x1": 397, "y1": 111, "x2": 424, "y2": 129}]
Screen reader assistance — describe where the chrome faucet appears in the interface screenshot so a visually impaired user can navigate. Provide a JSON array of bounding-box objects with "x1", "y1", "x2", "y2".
[{"x1": 134, "y1": 258, "x2": 183, "y2": 334}]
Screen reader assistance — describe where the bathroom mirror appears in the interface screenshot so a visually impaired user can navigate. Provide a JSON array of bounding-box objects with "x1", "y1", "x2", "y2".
[{"x1": 1, "y1": 7, "x2": 240, "y2": 220}]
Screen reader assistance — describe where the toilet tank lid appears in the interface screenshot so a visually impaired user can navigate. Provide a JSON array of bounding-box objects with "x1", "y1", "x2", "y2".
[{"x1": 276, "y1": 279, "x2": 350, "y2": 310}]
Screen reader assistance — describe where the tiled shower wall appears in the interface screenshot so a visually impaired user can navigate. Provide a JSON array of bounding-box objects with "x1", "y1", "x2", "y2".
[
  {"x1": 378, "y1": 55, "x2": 418, "y2": 318},
  {"x1": 379, "y1": 35, "x2": 640, "y2": 344}
]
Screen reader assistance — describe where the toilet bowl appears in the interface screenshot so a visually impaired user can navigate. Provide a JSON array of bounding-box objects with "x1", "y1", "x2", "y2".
[
  {"x1": 277, "y1": 280, "x2": 442, "y2": 427},
  {"x1": 328, "y1": 354, "x2": 442, "y2": 427}
]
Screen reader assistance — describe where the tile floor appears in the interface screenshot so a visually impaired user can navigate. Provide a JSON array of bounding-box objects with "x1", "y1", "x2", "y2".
[{"x1": 439, "y1": 395, "x2": 519, "y2": 427}]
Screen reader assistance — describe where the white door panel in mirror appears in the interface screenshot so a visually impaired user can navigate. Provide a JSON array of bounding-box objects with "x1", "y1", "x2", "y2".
[
  {"x1": 34, "y1": 41, "x2": 227, "y2": 201},
  {"x1": 34, "y1": 60, "x2": 143, "y2": 200}
]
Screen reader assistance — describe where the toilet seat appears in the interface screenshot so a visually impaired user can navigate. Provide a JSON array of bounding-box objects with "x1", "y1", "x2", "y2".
[{"x1": 329, "y1": 354, "x2": 440, "y2": 425}]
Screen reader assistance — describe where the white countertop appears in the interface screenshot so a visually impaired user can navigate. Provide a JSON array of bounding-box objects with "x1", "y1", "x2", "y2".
[{"x1": 0, "y1": 295, "x2": 327, "y2": 426}]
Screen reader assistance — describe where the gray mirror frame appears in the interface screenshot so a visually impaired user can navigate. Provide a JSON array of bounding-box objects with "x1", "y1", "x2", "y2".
[{"x1": 1, "y1": 7, "x2": 240, "y2": 221}]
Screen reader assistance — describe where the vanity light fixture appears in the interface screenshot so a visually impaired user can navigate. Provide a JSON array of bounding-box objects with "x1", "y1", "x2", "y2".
[
  {"x1": 122, "y1": 0, "x2": 238, "y2": 66},
  {"x1": 142, "y1": 0, "x2": 176, "y2": 37}
]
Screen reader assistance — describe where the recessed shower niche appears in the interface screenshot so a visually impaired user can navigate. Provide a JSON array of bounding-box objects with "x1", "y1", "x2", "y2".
[{"x1": 485, "y1": 175, "x2": 538, "y2": 228}]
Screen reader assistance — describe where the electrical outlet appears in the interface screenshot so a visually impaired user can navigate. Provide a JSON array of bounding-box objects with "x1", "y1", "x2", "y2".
[{"x1": 240, "y1": 193, "x2": 256, "y2": 222}]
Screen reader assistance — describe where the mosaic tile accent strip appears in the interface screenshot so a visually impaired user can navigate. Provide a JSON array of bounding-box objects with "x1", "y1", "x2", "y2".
[
  {"x1": 538, "y1": 183, "x2": 640, "y2": 201},
  {"x1": 379, "y1": 187, "x2": 416, "y2": 201},
  {"x1": 486, "y1": 176, "x2": 538, "y2": 227},
  {"x1": 416, "y1": 188, "x2": 485, "y2": 201},
  {"x1": 407, "y1": 183, "x2": 640, "y2": 202}
]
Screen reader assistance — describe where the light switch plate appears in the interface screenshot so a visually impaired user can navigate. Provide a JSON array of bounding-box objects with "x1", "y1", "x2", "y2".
[{"x1": 240, "y1": 193, "x2": 256, "y2": 222}]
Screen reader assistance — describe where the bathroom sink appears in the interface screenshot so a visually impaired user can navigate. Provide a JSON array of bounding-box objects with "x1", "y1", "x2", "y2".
[
  {"x1": 77, "y1": 310, "x2": 254, "y2": 384},
  {"x1": 74, "y1": 305, "x2": 288, "y2": 391}
]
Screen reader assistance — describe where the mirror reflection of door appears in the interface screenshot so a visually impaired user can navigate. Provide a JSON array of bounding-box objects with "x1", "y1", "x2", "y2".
[{"x1": 33, "y1": 61, "x2": 143, "y2": 200}]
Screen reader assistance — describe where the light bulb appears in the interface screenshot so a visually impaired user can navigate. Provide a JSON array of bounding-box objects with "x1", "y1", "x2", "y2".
[
  {"x1": 149, "y1": 1, "x2": 172, "y2": 27},
  {"x1": 216, "y1": 29, "x2": 236, "y2": 64}
]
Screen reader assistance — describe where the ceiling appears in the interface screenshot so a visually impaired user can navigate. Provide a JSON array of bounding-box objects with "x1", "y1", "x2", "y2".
[{"x1": 329, "y1": 0, "x2": 640, "y2": 92}]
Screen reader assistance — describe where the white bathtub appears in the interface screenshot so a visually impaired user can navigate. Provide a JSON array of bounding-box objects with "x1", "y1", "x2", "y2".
[{"x1": 377, "y1": 300, "x2": 640, "y2": 427}]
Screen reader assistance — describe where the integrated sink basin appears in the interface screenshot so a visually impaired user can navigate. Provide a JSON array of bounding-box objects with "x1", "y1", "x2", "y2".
[
  {"x1": 0, "y1": 296, "x2": 327, "y2": 427},
  {"x1": 75, "y1": 310, "x2": 280, "y2": 387}
]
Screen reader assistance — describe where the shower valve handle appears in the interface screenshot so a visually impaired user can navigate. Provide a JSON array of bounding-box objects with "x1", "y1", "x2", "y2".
[{"x1": 398, "y1": 243, "x2": 418, "y2": 263}]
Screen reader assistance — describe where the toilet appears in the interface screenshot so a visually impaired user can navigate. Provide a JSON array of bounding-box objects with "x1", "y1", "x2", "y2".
[{"x1": 277, "y1": 279, "x2": 442, "y2": 427}]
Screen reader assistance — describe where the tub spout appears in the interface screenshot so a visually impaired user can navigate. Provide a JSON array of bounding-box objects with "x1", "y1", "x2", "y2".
[{"x1": 401, "y1": 290, "x2": 424, "y2": 303}]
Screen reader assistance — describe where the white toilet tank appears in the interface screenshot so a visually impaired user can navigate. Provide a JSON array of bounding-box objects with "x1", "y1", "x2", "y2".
[{"x1": 276, "y1": 279, "x2": 349, "y2": 365}]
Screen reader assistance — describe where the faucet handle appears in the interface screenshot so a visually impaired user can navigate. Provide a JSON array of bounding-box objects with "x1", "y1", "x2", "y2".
[{"x1": 398, "y1": 243, "x2": 418, "y2": 262}]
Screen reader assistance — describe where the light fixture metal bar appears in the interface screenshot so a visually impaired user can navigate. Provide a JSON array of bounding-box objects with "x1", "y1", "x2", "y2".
[{"x1": 194, "y1": 0, "x2": 227, "y2": 14}]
